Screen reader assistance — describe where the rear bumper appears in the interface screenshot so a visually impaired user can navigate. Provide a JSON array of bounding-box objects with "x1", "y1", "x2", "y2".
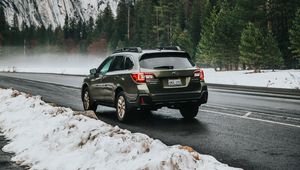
[{"x1": 127, "y1": 90, "x2": 208, "y2": 110}]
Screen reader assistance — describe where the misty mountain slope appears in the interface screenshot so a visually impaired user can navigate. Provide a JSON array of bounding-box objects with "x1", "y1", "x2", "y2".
[{"x1": 0, "y1": 0, "x2": 119, "y2": 28}]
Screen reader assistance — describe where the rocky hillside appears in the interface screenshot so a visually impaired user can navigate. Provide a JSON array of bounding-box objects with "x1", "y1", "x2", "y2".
[{"x1": 0, "y1": 0, "x2": 119, "y2": 28}]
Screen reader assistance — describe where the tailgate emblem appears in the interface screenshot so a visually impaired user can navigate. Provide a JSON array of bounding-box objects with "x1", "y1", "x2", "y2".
[{"x1": 172, "y1": 72, "x2": 177, "y2": 76}]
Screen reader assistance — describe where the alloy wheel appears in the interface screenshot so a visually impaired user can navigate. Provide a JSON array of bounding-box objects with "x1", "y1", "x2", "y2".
[
  {"x1": 117, "y1": 96, "x2": 126, "y2": 119},
  {"x1": 84, "y1": 90, "x2": 89, "y2": 110}
]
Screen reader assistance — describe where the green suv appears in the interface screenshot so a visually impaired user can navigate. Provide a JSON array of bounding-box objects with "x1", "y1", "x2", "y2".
[{"x1": 81, "y1": 47, "x2": 208, "y2": 122}]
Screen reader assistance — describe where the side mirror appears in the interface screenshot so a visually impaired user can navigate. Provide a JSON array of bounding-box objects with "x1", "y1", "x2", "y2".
[{"x1": 90, "y1": 68, "x2": 97, "y2": 75}]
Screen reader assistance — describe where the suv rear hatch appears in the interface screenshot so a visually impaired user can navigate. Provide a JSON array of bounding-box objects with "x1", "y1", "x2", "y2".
[{"x1": 139, "y1": 52, "x2": 203, "y2": 94}]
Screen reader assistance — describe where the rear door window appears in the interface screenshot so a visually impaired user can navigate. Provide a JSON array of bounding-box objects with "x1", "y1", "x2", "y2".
[
  {"x1": 139, "y1": 52, "x2": 194, "y2": 69},
  {"x1": 109, "y1": 56, "x2": 125, "y2": 71},
  {"x1": 125, "y1": 57, "x2": 134, "y2": 70}
]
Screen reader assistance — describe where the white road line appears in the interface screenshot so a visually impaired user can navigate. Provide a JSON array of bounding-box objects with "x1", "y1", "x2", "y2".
[
  {"x1": 254, "y1": 112, "x2": 300, "y2": 121},
  {"x1": 204, "y1": 104, "x2": 231, "y2": 110},
  {"x1": 205, "y1": 104, "x2": 300, "y2": 121},
  {"x1": 201, "y1": 109, "x2": 300, "y2": 128},
  {"x1": 243, "y1": 112, "x2": 252, "y2": 117}
]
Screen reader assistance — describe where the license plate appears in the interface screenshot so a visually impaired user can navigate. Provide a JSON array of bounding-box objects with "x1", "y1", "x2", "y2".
[{"x1": 168, "y1": 79, "x2": 182, "y2": 86}]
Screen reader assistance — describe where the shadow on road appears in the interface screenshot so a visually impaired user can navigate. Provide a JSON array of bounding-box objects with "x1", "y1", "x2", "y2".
[{"x1": 94, "y1": 108, "x2": 208, "y2": 135}]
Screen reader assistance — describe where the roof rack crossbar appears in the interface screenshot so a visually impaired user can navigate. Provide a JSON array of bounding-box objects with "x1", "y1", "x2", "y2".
[
  {"x1": 157, "y1": 46, "x2": 182, "y2": 51},
  {"x1": 113, "y1": 47, "x2": 142, "y2": 54}
]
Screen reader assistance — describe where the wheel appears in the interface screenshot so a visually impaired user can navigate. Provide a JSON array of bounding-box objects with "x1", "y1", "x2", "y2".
[
  {"x1": 116, "y1": 92, "x2": 131, "y2": 122},
  {"x1": 82, "y1": 87, "x2": 97, "y2": 112},
  {"x1": 179, "y1": 104, "x2": 199, "y2": 119}
]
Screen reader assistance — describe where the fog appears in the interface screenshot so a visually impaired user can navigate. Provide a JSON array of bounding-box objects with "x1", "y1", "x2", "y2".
[{"x1": 0, "y1": 53, "x2": 106, "y2": 75}]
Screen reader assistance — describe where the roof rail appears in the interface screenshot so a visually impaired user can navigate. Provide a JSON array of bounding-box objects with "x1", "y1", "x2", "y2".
[
  {"x1": 113, "y1": 47, "x2": 142, "y2": 54},
  {"x1": 157, "y1": 46, "x2": 182, "y2": 51}
]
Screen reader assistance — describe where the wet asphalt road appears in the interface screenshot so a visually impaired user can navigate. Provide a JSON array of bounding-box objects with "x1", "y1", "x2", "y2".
[{"x1": 0, "y1": 75, "x2": 299, "y2": 170}]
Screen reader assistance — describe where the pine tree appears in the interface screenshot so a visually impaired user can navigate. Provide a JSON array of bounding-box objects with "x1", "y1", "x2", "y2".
[
  {"x1": 196, "y1": 2, "x2": 242, "y2": 70},
  {"x1": 87, "y1": 4, "x2": 114, "y2": 54},
  {"x1": 54, "y1": 27, "x2": 64, "y2": 51},
  {"x1": 81, "y1": 21, "x2": 87, "y2": 40},
  {"x1": 76, "y1": 19, "x2": 83, "y2": 42},
  {"x1": 153, "y1": 5, "x2": 163, "y2": 45},
  {"x1": 177, "y1": 0, "x2": 186, "y2": 31},
  {"x1": 63, "y1": 15, "x2": 70, "y2": 39},
  {"x1": 13, "y1": 13, "x2": 19, "y2": 29},
  {"x1": 189, "y1": 0, "x2": 201, "y2": 48},
  {"x1": 69, "y1": 18, "x2": 77, "y2": 41},
  {"x1": 239, "y1": 22, "x2": 264, "y2": 73},
  {"x1": 0, "y1": 6, "x2": 6, "y2": 34},
  {"x1": 264, "y1": 31, "x2": 284, "y2": 71},
  {"x1": 268, "y1": 0, "x2": 300, "y2": 68},
  {"x1": 116, "y1": 0, "x2": 128, "y2": 40},
  {"x1": 79, "y1": 21, "x2": 88, "y2": 53},
  {"x1": 0, "y1": 6, "x2": 6, "y2": 50},
  {"x1": 172, "y1": 25, "x2": 194, "y2": 58},
  {"x1": 10, "y1": 13, "x2": 22, "y2": 46},
  {"x1": 196, "y1": 8, "x2": 217, "y2": 67},
  {"x1": 86, "y1": 17, "x2": 95, "y2": 45},
  {"x1": 94, "y1": 13, "x2": 103, "y2": 37},
  {"x1": 236, "y1": 0, "x2": 266, "y2": 27},
  {"x1": 133, "y1": 0, "x2": 155, "y2": 48},
  {"x1": 111, "y1": 0, "x2": 128, "y2": 50},
  {"x1": 289, "y1": 8, "x2": 300, "y2": 63},
  {"x1": 101, "y1": 4, "x2": 114, "y2": 40},
  {"x1": 46, "y1": 24, "x2": 54, "y2": 45},
  {"x1": 201, "y1": 0, "x2": 212, "y2": 26},
  {"x1": 214, "y1": 2, "x2": 242, "y2": 70},
  {"x1": 36, "y1": 25, "x2": 47, "y2": 45},
  {"x1": 88, "y1": 17, "x2": 94, "y2": 32}
]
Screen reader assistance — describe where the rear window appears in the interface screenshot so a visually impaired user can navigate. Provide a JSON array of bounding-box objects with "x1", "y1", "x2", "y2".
[{"x1": 139, "y1": 52, "x2": 194, "y2": 69}]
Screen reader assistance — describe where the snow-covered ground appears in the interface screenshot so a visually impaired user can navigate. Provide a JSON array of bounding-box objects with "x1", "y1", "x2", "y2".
[
  {"x1": 204, "y1": 68, "x2": 300, "y2": 89},
  {"x1": 1, "y1": 55, "x2": 299, "y2": 89},
  {"x1": 0, "y1": 88, "x2": 239, "y2": 170}
]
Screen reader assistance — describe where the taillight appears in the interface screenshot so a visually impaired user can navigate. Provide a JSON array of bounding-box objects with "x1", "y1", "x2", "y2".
[
  {"x1": 200, "y1": 69, "x2": 204, "y2": 80},
  {"x1": 131, "y1": 72, "x2": 154, "y2": 83},
  {"x1": 194, "y1": 69, "x2": 204, "y2": 80}
]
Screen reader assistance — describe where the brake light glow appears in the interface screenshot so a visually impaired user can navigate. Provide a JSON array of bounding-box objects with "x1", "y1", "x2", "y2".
[
  {"x1": 200, "y1": 69, "x2": 204, "y2": 80},
  {"x1": 131, "y1": 72, "x2": 154, "y2": 83},
  {"x1": 194, "y1": 69, "x2": 205, "y2": 80}
]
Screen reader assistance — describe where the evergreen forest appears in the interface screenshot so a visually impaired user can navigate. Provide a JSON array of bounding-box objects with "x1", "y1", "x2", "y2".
[{"x1": 0, "y1": 0, "x2": 300, "y2": 70}]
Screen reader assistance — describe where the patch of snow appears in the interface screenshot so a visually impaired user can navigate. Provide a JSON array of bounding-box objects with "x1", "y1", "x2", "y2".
[
  {"x1": 0, "y1": 88, "x2": 240, "y2": 170},
  {"x1": 204, "y1": 68, "x2": 300, "y2": 89}
]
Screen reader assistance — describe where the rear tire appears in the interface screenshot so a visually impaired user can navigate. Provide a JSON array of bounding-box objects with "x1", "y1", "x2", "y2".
[
  {"x1": 179, "y1": 104, "x2": 199, "y2": 119},
  {"x1": 116, "y1": 92, "x2": 131, "y2": 122},
  {"x1": 82, "y1": 87, "x2": 97, "y2": 112}
]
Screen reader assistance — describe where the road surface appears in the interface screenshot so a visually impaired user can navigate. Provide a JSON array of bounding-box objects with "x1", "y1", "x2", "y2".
[{"x1": 0, "y1": 73, "x2": 299, "y2": 170}]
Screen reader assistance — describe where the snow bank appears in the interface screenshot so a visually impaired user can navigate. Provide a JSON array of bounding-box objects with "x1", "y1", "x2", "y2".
[
  {"x1": 0, "y1": 89, "x2": 240, "y2": 170},
  {"x1": 204, "y1": 69, "x2": 300, "y2": 89}
]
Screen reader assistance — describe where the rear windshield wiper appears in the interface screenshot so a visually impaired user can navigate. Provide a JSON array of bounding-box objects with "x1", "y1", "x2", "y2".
[{"x1": 153, "y1": 66, "x2": 174, "y2": 69}]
